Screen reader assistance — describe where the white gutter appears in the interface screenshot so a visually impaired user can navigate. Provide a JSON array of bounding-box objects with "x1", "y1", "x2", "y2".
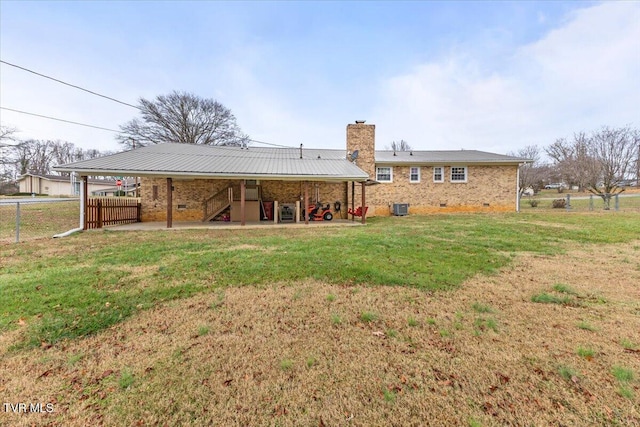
[
  {"x1": 516, "y1": 165, "x2": 521, "y2": 212},
  {"x1": 52, "y1": 169, "x2": 370, "y2": 182},
  {"x1": 53, "y1": 227, "x2": 82, "y2": 238},
  {"x1": 53, "y1": 174, "x2": 85, "y2": 238}
]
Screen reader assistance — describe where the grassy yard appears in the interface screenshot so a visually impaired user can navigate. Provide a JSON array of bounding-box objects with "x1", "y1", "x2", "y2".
[
  {"x1": 1, "y1": 213, "x2": 639, "y2": 426},
  {"x1": 0, "y1": 199, "x2": 80, "y2": 243}
]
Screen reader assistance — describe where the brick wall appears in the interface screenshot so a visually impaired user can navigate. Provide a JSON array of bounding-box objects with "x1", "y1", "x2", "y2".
[
  {"x1": 346, "y1": 123, "x2": 376, "y2": 177},
  {"x1": 366, "y1": 164, "x2": 518, "y2": 215},
  {"x1": 141, "y1": 178, "x2": 351, "y2": 222},
  {"x1": 344, "y1": 122, "x2": 519, "y2": 215},
  {"x1": 141, "y1": 177, "x2": 236, "y2": 222}
]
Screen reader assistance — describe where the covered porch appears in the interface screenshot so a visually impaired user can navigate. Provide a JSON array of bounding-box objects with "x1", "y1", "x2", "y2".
[
  {"x1": 53, "y1": 143, "x2": 372, "y2": 231},
  {"x1": 78, "y1": 176, "x2": 369, "y2": 229}
]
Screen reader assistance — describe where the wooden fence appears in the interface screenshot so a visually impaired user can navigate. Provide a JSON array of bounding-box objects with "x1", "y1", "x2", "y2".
[{"x1": 86, "y1": 198, "x2": 141, "y2": 229}]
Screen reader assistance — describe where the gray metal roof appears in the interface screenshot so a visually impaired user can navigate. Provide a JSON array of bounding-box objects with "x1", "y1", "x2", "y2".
[
  {"x1": 18, "y1": 173, "x2": 116, "y2": 185},
  {"x1": 375, "y1": 150, "x2": 529, "y2": 165},
  {"x1": 54, "y1": 143, "x2": 370, "y2": 182}
]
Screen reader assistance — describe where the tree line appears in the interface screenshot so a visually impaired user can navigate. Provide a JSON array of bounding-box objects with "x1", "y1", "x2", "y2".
[
  {"x1": 0, "y1": 91, "x2": 249, "y2": 194},
  {"x1": 0, "y1": 128, "x2": 113, "y2": 193},
  {"x1": 514, "y1": 126, "x2": 640, "y2": 209}
]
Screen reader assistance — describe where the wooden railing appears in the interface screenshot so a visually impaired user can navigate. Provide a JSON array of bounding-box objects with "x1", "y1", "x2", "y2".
[
  {"x1": 86, "y1": 198, "x2": 141, "y2": 229},
  {"x1": 203, "y1": 187, "x2": 233, "y2": 221}
]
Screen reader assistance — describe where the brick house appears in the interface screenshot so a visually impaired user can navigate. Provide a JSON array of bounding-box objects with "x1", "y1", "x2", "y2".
[
  {"x1": 346, "y1": 122, "x2": 526, "y2": 215},
  {"x1": 54, "y1": 121, "x2": 527, "y2": 228}
]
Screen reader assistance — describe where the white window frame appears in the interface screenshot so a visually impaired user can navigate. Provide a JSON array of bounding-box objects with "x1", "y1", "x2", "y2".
[
  {"x1": 450, "y1": 166, "x2": 468, "y2": 183},
  {"x1": 409, "y1": 166, "x2": 420, "y2": 183},
  {"x1": 376, "y1": 167, "x2": 393, "y2": 183},
  {"x1": 433, "y1": 166, "x2": 444, "y2": 183}
]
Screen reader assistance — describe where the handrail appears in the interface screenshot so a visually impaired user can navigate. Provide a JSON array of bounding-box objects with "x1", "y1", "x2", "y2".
[{"x1": 203, "y1": 187, "x2": 233, "y2": 221}]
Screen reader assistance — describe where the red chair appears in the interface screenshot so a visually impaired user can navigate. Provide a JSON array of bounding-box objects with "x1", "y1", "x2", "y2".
[{"x1": 347, "y1": 206, "x2": 368, "y2": 217}]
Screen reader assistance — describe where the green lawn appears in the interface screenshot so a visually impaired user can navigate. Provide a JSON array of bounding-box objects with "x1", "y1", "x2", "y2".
[
  {"x1": 0, "y1": 199, "x2": 80, "y2": 243},
  {"x1": 1, "y1": 212, "x2": 639, "y2": 349}
]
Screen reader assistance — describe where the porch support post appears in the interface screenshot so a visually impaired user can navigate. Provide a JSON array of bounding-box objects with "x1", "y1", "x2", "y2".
[
  {"x1": 361, "y1": 181, "x2": 366, "y2": 224},
  {"x1": 166, "y1": 178, "x2": 173, "y2": 228},
  {"x1": 304, "y1": 181, "x2": 309, "y2": 225},
  {"x1": 240, "y1": 179, "x2": 246, "y2": 226},
  {"x1": 81, "y1": 176, "x2": 88, "y2": 230},
  {"x1": 351, "y1": 181, "x2": 355, "y2": 221}
]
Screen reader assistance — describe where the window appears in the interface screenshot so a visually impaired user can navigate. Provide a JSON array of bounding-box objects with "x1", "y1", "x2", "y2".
[
  {"x1": 376, "y1": 167, "x2": 392, "y2": 182},
  {"x1": 433, "y1": 167, "x2": 444, "y2": 183},
  {"x1": 410, "y1": 167, "x2": 420, "y2": 183},
  {"x1": 450, "y1": 166, "x2": 467, "y2": 182}
]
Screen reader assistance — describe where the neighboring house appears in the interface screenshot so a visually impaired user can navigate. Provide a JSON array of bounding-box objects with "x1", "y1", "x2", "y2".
[
  {"x1": 53, "y1": 122, "x2": 528, "y2": 227},
  {"x1": 91, "y1": 181, "x2": 139, "y2": 197},
  {"x1": 17, "y1": 173, "x2": 118, "y2": 196}
]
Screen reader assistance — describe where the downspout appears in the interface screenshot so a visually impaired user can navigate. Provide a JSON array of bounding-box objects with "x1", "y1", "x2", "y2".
[
  {"x1": 53, "y1": 173, "x2": 84, "y2": 238},
  {"x1": 516, "y1": 165, "x2": 521, "y2": 213}
]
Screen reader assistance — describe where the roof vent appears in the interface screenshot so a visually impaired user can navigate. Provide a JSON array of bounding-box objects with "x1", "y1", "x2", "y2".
[{"x1": 355, "y1": 120, "x2": 366, "y2": 124}]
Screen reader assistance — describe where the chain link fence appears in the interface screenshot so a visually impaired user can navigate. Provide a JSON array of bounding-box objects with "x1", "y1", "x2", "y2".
[
  {"x1": 520, "y1": 193, "x2": 640, "y2": 213},
  {"x1": 0, "y1": 198, "x2": 80, "y2": 244}
]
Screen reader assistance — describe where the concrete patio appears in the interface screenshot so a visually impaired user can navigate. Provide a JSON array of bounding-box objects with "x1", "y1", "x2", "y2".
[{"x1": 103, "y1": 219, "x2": 364, "y2": 231}]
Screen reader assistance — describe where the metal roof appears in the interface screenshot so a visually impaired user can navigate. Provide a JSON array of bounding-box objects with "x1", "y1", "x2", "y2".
[
  {"x1": 18, "y1": 173, "x2": 116, "y2": 185},
  {"x1": 375, "y1": 150, "x2": 529, "y2": 165},
  {"x1": 54, "y1": 143, "x2": 370, "y2": 182}
]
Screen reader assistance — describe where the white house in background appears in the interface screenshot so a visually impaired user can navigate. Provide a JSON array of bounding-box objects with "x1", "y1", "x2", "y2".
[
  {"x1": 91, "y1": 182, "x2": 139, "y2": 197},
  {"x1": 17, "y1": 173, "x2": 118, "y2": 196}
]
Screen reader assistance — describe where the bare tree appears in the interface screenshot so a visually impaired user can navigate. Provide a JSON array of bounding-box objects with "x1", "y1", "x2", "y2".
[
  {"x1": 51, "y1": 141, "x2": 85, "y2": 176},
  {"x1": 509, "y1": 145, "x2": 546, "y2": 194},
  {"x1": 386, "y1": 140, "x2": 412, "y2": 152},
  {"x1": 2, "y1": 138, "x2": 110, "y2": 181},
  {"x1": 0, "y1": 125, "x2": 18, "y2": 145},
  {"x1": 117, "y1": 91, "x2": 249, "y2": 148},
  {"x1": 0, "y1": 126, "x2": 19, "y2": 187},
  {"x1": 585, "y1": 126, "x2": 638, "y2": 209},
  {"x1": 546, "y1": 126, "x2": 638, "y2": 209},
  {"x1": 11, "y1": 139, "x2": 56, "y2": 175},
  {"x1": 545, "y1": 133, "x2": 594, "y2": 191}
]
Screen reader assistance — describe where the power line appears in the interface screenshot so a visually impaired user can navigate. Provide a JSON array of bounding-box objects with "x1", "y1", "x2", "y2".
[
  {"x1": 0, "y1": 107, "x2": 121, "y2": 133},
  {"x1": 0, "y1": 61, "x2": 298, "y2": 148},
  {"x1": 0, "y1": 60, "x2": 140, "y2": 110},
  {"x1": 1, "y1": 108, "x2": 298, "y2": 148}
]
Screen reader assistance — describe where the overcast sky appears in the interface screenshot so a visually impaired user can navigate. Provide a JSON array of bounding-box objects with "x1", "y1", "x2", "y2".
[{"x1": 1, "y1": 1, "x2": 638, "y2": 155}]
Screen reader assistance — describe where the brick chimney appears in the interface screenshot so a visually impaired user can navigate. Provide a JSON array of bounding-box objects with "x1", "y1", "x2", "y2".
[{"x1": 346, "y1": 121, "x2": 375, "y2": 178}]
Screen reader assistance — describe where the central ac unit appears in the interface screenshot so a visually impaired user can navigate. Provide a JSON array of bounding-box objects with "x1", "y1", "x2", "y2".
[{"x1": 393, "y1": 203, "x2": 409, "y2": 216}]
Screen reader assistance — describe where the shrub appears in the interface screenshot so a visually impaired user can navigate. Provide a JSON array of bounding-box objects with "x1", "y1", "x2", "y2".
[{"x1": 552, "y1": 199, "x2": 566, "y2": 209}]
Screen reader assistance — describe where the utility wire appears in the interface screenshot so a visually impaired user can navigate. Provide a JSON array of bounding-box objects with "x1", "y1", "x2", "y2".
[
  {"x1": 0, "y1": 61, "x2": 299, "y2": 148},
  {"x1": 0, "y1": 60, "x2": 140, "y2": 110},
  {"x1": 1, "y1": 108, "x2": 297, "y2": 148},
  {"x1": 0, "y1": 107, "x2": 121, "y2": 133}
]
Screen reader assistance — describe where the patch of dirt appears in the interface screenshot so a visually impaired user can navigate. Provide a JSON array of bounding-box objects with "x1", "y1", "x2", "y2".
[{"x1": 1, "y1": 242, "x2": 639, "y2": 426}]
